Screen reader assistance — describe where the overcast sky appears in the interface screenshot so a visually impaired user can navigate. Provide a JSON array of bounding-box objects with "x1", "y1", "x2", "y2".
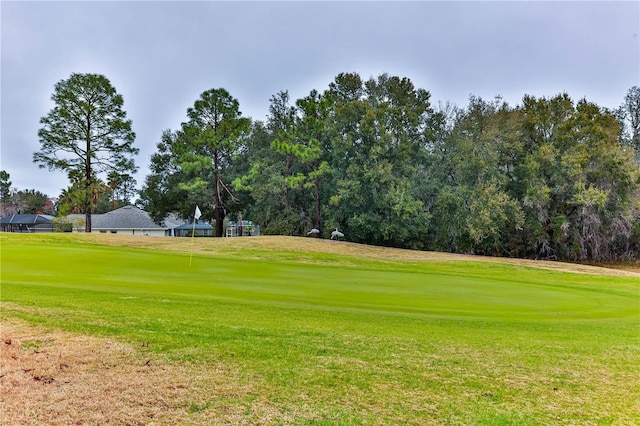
[{"x1": 1, "y1": 1, "x2": 638, "y2": 200}]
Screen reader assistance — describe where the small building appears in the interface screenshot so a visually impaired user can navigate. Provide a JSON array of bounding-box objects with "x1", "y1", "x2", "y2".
[
  {"x1": 226, "y1": 220, "x2": 260, "y2": 237},
  {"x1": 0, "y1": 214, "x2": 54, "y2": 233},
  {"x1": 173, "y1": 222, "x2": 214, "y2": 237}
]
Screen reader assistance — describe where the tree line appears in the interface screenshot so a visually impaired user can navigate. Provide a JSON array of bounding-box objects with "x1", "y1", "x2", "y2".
[
  {"x1": 16, "y1": 72, "x2": 640, "y2": 262},
  {"x1": 0, "y1": 171, "x2": 56, "y2": 216}
]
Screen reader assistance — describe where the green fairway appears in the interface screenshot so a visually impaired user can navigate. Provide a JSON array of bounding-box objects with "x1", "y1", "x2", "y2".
[{"x1": 1, "y1": 233, "x2": 639, "y2": 425}]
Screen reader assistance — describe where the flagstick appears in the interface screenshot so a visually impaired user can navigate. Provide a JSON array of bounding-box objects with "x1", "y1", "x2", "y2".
[
  {"x1": 190, "y1": 205, "x2": 202, "y2": 267},
  {"x1": 189, "y1": 220, "x2": 196, "y2": 267}
]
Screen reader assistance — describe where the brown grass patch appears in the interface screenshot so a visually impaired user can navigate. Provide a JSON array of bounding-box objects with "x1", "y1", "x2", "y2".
[{"x1": 0, "y1": 320, "x2": 305, "y2": 425}]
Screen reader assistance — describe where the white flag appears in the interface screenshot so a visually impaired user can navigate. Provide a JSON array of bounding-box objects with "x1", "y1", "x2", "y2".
[{"x1": 194, "y1": 205, "x2": 202, "y2": 220}]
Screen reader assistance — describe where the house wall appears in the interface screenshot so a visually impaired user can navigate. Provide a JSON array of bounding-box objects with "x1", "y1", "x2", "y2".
[
  {"x1": 1, "y1": 224, "x2": 54, "y2": 233},
  {"x1": 91, "y1": 229, "x2": 168, "y2": 237},
  {"x1": 136, "y1": 229, "x2": 167, "y2": 237}
]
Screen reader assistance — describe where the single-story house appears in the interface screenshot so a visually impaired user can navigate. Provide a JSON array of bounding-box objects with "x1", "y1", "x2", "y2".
[
  {"x1": 0, "y1": 214, "x2": 55, "y2": 233},
  {"x1": 70, "y1": 205, "x2": 182, "y2": 237}
]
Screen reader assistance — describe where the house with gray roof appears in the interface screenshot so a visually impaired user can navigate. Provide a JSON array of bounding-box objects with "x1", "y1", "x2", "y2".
[
  {"x1": 0, "y1": 213, "x2": 54, "y2": 233},
  {"x1": 70, "y1": 205, "x2": 182, "y2": 236}
]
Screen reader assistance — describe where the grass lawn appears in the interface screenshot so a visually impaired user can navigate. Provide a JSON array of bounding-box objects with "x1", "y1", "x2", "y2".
[{"x1": 1, "y1": 233, "x2": 639, "y2": 425}]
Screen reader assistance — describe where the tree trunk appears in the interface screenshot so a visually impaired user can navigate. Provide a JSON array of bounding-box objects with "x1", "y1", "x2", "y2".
[
  {"x1": 315, "y1": 174, "x2": 321, "y2": 232},
  {"x1": 214, "y1": 151, "x2": 223, "y2": 237},
  {"x1": 215, "y1": 205, "x2": 224, "y2": 237},
  {"x1": 85, "y1": 133, "x2": 92, "y2": 233}
]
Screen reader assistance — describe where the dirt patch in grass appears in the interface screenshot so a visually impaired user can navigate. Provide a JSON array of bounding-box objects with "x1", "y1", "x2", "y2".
[
  {"x1": 591, "y1": 259, "x2": 640, "y2": 274},
  {"x1": 0, "y1": 320, "x2": 303, "y2": 425},
  {"x1": 72, "y1": 233, "x2": 639, "y2": 277}
]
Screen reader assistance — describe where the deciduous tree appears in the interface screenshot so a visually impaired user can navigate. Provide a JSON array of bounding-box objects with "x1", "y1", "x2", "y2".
[
  {"x1": 328, "y1": 73, "x2": 434, "y2": 247},
  {"x1": 617, "y1": 86, "x2": 640, "y2": 158}
]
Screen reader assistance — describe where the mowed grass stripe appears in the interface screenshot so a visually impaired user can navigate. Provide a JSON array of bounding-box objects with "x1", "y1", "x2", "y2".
[{"x1": 2, "y1": 235, "x2": 637, "y2": 321}]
